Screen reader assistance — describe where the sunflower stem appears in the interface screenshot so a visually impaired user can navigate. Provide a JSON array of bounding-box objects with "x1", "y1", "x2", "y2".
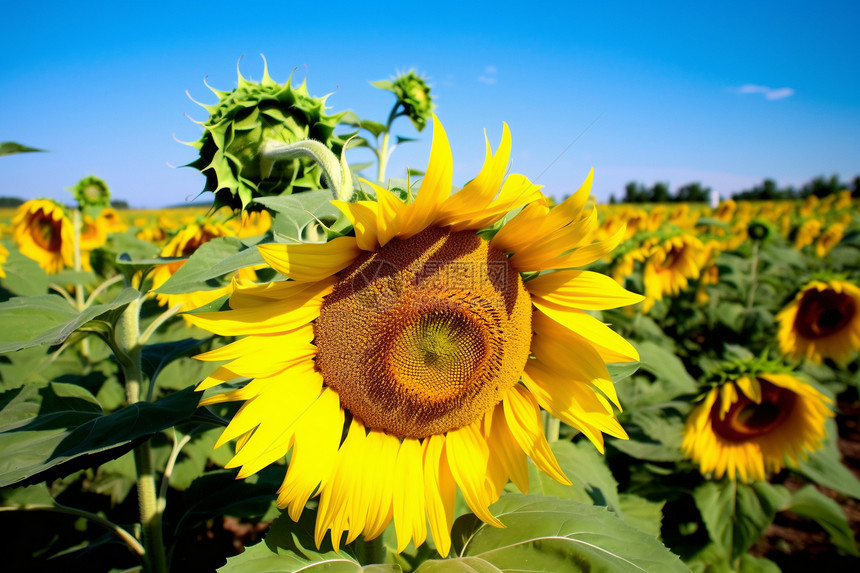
[
  {"x1": 355, "y1": 535, "x2": 386, "y2": 565},
  {"x1": 377, "y1": 130, "x2": 391, "y2": 184},
  {"x1": 746, "y1": 240, "x2": 760, "y2": 311},
  {"x1": 72, "y1": 208, "x2": 90, "y2": 358},
  {"x1": 543, "y1": 411, "x2": 560, "y2": 443},
  {"x1": 113, "y1": 295, "x2": 168, "y2": 573}
]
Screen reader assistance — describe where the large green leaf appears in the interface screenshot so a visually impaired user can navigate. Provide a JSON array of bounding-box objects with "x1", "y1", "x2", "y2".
[
  {"x1": 155, "y1": 236, "x2": 265, "y2": 295},
  {"x1": 0, "y1": 238, "x2": 49, "y2": 297},
  {"x1": 631, "y1": 341, "x2": 698, "y2": 404},
  {"x1": 611, "y1": 407, "x2": 687, "y2": 462},
  {"x1": 444, "y1": 494, "x2": 688, "y2": 572},
  {"x1": 527, "y1": 440, "x2": 621, "y2": 510},
  {"x1": 218, "y1": 513, "x2": 402, "y2": 572},
  {"x1": 254, "y1": 190, "x2": 349, "y2": 241},
  {"x1": 0, "y1": 287, "x2": 139, "y2": 353},
  {"x1": 794, "y1": 418, "x2": 860, "y2": 499},
  {"x1": 0, "y1": 383, "x2": 201, "y2": 487},
  {"x1": 788, "y1": 485, "x2": 859, "y2": 556},
  {"x1": 692, "y1": 480, "x2": 789, "y2": 561}
]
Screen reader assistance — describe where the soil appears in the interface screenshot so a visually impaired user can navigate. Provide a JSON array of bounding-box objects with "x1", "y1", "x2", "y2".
[{"x1": 751, "y1": 389, "x2": 860, "y2": 571}]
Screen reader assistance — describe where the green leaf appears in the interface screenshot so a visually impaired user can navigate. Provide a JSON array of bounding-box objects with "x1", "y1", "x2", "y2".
[
  {"x1": 527, "y1": 440, "x2": 621, "y2": 511},
  {"x1": 0, "y1": 383, "x2": 200, "y2": 487},
  {"x1": 175, "y1": 467, "x2": 283, "y2": 536},
  {"x1": 414, "y1": 557, "x2": 501, "y2": 572},
  {"x1": 692, "y1": 480, "x2": 789, "y2": 560},
  {"x1": 449, "y1": 494, "x2": 688, "y2": 572},
  {"x1": 794, "y1": 418, "x2": 860, "y2": 499},
  {"x1": 0, "y1": 287, "x2": 139, "y2": 353},
  {"x1": 155, "y1": 237, "x2": 265, "y2": 295},
  {"x1": 0, "y1": 238, "x2": 49, "y2": 297},
  {"x1": 218, "y1": 512, "x2": 401, "y2": 572},
  {"x1": 618, "y1": 494, "x2": 666, "y2": 539},
  {"x1": 140, "y1": 338, "x2": 208, "y2": 386},
  {"x1": 253, "y1": 190, "x2": 344, "y2": 241},
  {"x1": 611, "y1": 408, "x2": 687, "y2": 462},
  {"x1": 634, "y1": 341, "x2": 698, "y2": 402},
  {"x1": 788, "y1": 485, "x2": 859, "y2": 556},
  {"x1": 0, "y1": 142, "x2": 46, "y2": 156}
]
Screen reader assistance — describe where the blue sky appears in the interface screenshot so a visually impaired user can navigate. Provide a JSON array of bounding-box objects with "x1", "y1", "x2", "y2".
[{"x1": 1, "y1": 1, "x2": 858, "y2": 207}]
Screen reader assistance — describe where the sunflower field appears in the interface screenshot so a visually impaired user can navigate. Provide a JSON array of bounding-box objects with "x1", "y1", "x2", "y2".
[{"x1": 1, "y1": 63, "x2": 858, "y2": 573}]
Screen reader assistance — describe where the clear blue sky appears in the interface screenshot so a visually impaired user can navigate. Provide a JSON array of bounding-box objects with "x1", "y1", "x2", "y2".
[{"x1": 2, "y1": 1, "x2": 858, "y2": 207}]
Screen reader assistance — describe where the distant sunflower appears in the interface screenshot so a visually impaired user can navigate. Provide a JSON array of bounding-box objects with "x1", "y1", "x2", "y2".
[
  {"x1": 12, "y1": 199, "x2": 74, "y2": 274},
  {"x1": 642, "y1": 233, "x2": 704, "y2": 311},
  {"x1": 190, "y1": 116, "x2": 642, "y2": 555},
  {"x1": 682, "y1": 373, "x2": 832, "y2": 481},
  {"x1": 777, "y1": 279, "x2": 860, "y2": 364},
  {"x1": 152, "y1": 221, "x2": 234, "y2": 311},
  {"x1": 815, "y1": 223, "x2": 844, "y2": 258},
  {"x1": 0, "y1": 241, "x2": 8, "y2": 278},
  {"x1": 97, "y1": 207, "x2": 128, "y2": 234},
  {"x1": 78, "y1": 215, "x2": 107, "y2": 271}
]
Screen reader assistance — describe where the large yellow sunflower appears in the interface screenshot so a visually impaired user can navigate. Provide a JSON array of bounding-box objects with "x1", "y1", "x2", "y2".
[
  {"x1": 12, "y1": 199, "x2": 74, "y2": 274},
  {"x1": 682, "y1": 373, "x2": 832, "y2": 481},
  {"x1": 777, "y1": 279, "x2": 860, "y2": 364},
  {"x1": 189, "y1": 117, "x2": 643, "y2": 555},
  {"x1": 0, "y1": 241, "x2": 8, "y2": 278}
]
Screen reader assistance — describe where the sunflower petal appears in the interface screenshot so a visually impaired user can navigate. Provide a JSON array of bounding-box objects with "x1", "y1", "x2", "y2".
[
  {"x1": 502, "y1": 385, "x2": 570, "y2": 485},
  {"x1": 393, "y1": 438, "x2": 427, "y2": 552},
  {"x1": 531, "y1": 303, "x2": 640, "y2": 363},
  {"x1": 401, "y1": 115, "x2": 452, "y2": 237},
  {"x1": 258, "y1": 236, "x2": 361, "y2": 282},
  {"x1": 332, "y1": 200, "x2": 379, "y2": 251},
  {"x1": 424, "y1": 434, "x2": 456, "y2": 558}
]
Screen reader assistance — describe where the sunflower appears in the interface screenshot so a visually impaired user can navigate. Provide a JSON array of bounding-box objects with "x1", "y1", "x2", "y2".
[
  {"x1": 78, "y1": 215, "x2": 107, "y2": 271},
  {"x1": 641, "y1": 233, "x2": 704, "y2": 311},
  {"x1": 151, "y1": 220, "x2": 236, "y2": 312},
  {"x1": 97, "y1": 207, "x2": 128, "y2": 234},
  {"x1": 0, "y1": 241, "x2": 8, "y2": 278},
  {"x1": 793, "y1": 219, "x2": 821, "y2": 249},
  {"x1": 815, "y1": 223, "x2": 844, "y2": 258},
  {"x1": 682, "y1": 372, "x2": 832, "y2": 481},
  {"x1": 189, "y1": 116, "x2": 642, "y2": 556},
  {"x1": 777, "y1": 279, "x2": 860, "y2": 364},
  {"x1": 12, "y1": 199, "x2": 74, "y2": 274}
]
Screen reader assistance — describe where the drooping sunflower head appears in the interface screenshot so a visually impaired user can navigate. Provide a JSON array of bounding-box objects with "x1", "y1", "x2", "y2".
[
  {"x1": 189, "y1": 116, "x2": 643, "y2": 556},
  {"x1": 374, "y1": 70, "x2": 435, "y2": 132},
  {"x1": 184, "y1": 57, "x2": 347, "y2": 211},
  {"x1": 777, "y1": 278, "x2": 860, "y2": 364},
  {"x1": 12, "y1": 199, "x2": 74, "y2": 274},
  {"x1": 682, "y1": 362, "x2": 832, "y2": 482}
]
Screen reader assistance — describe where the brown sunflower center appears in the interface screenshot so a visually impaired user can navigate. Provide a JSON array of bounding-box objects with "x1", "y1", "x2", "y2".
[
  {"x1": 313, "y1": 226, "x2": 532, "y2": 438},
  {"x1": 711, "y1": 379, "x2": 796, "y2": 442},
  {"x1": 32, "y1": 211, "x2": 63, "y2": 252},
  {"x1": 795, "y1": 288, "x2": 856, "y2": 339}
]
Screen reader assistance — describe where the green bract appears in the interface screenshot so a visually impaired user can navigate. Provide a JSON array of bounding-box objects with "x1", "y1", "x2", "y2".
[{"x1": 185, "y1": 58, "x2": 347, "y2": 211}]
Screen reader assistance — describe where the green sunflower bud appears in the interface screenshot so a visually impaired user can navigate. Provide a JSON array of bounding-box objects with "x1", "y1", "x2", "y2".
[
  {"x1": 373, "y1": 70, "x2": 434, "y2": 132},
  {"x1": 184, "y1": 57, "x2": 348, "y2": 211},
  {"x1": 70, "y1": 175, "x2": 111, "y2": 214},
  {"x1": 747, "y1": 220, "x2": 771, "y2": 241}
]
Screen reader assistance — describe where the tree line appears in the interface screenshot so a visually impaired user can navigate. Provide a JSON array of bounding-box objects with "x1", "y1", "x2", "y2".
[{"x1": 609, "y1": 174, "x2": 860, "y2": 204}]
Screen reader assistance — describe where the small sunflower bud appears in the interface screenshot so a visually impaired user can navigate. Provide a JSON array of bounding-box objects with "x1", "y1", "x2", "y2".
[{"x1": 71, "y1": 175, "x2": 111, "y2": 215}]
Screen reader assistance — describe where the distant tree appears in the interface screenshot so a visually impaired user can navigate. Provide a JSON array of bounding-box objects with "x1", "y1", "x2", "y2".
[
  {"x1": 0, "y1": 196, "x2": 24, "y2": 207},
  {"x1": 608, "y1": 194, "x2": 617, "y2": 204},
  {"x1": 852, "y1": 176, "x2": 860, "y2": 198},
  {"x1": 800, "y1": 175, "x2": 844, "y2": 198},
  {"x1": 649, "y1": 182, "x2": 670, "y2": 203},
  {"x1": 110, "y1": 199, "x2": 130, "y2": 209},
  {"x1": 675, "y1": 182, "x2": 710, "y2": 203}
]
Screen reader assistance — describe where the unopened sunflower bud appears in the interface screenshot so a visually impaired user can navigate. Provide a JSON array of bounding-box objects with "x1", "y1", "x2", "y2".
[
  {"x1": 373, "y1": 70, "x2": 434, "y2": 132},
  {"x1": 184, "y1": 56, "x2": 347, "y2": 211}
]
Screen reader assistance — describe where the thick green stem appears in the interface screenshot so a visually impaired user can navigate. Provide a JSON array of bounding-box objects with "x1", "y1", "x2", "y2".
[
  {"x1": 72, "y1": 209, "x2": 90, "y2": 358},
  {"x1": 355, "y1": 534, "x2": 386, "y2": 565},
  {"x1": 115, "y1": 297, "x2": 167, "y2": 573},
  {"x1": 377, "y1": 130, "x2": 391, "y2": 184},
  {"x1": 543, "y1": 411, "x2": 560, "y2": 443}
]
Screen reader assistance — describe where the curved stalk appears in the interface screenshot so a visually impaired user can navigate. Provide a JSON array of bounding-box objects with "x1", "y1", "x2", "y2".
[{"x1": 0, "y1": 504, "x2": 145, "y2": 558}]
